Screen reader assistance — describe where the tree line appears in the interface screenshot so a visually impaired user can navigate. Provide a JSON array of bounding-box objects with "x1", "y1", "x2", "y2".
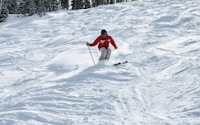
[{"x1": 0, "y1": 0, "x2": 136, "y2": 22}]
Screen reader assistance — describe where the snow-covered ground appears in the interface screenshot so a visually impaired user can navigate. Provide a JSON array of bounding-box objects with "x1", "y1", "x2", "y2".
[{"x1": 0, "y1": 0, "x2": 200, "y2": 124}]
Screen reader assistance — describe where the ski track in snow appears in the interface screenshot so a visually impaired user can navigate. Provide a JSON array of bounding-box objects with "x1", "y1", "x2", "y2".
[{"x1": 0, "y1": 0, "x2": 200, "y2": 124}]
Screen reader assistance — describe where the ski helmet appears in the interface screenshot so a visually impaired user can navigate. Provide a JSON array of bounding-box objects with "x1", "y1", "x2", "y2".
[{"x1": 101, "y1": 29, "x2": 107, "y2": 34}]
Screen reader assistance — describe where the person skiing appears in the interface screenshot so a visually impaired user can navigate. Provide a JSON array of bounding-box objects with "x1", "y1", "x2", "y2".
[{"x1": 86, "y1": 29, "x2": 118, "y2": 61}]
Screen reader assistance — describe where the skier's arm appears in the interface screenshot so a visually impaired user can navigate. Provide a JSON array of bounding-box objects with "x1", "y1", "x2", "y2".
[
  {"x1": 110, "y1": 36, "x2": 118, "y2": 49},
  {"x1": 86, "y1": 37, "x2": 100, "y2": 47},
  {"x1": 89, "y1": 37, "x2": 100, "y2": 46}
]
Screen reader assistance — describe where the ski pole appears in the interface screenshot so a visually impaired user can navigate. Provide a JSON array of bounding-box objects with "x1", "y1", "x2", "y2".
[{"x1": 87, "y1": 46, "x2": 95, "y2": 66}]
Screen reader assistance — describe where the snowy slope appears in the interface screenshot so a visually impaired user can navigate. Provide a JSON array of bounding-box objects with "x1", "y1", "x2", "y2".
[{"x1": 0, "y1": 0, "x2": 200, "y2": 124}]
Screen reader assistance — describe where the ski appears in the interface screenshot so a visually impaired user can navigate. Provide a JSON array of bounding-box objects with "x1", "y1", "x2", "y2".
[{"x1": 113, "y1": 61, "x2": 128, "y2": 66}]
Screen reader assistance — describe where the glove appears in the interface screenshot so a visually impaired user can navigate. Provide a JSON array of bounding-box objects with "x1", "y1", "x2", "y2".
[
  {"x1": 86, "y1": 42, "x2": 90, "y2": 46},
  {"x1": 114, "y1": 46, "x2": 118, "y2": 50}
]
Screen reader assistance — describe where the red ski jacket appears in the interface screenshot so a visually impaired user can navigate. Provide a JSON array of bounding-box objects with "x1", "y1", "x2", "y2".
[{"x1": 89, "y1": 35, "x2": 117, "y2": 50}]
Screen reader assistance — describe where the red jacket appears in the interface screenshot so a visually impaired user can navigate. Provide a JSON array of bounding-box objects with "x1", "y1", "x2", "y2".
[{"x1": 89, "y1": 35, "x2": 117, "y2": 49}]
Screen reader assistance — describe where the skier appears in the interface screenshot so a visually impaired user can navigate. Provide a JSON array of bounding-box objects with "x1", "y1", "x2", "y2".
[{"x1": 86, "y1": 29, "x2": 118, "y2": 61}]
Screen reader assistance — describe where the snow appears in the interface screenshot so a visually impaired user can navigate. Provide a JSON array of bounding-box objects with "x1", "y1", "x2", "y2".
[{"x1": 0, "y1": 0, "x2": 200, "y2": 124}]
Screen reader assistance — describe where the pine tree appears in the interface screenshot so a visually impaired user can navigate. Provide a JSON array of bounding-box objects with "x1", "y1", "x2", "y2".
[
  {"x1": 35, "y1": 0, "x2": 46, "y2": 16},
  {"x1": 61, "y1": 0, "x2": 69, "y2": 9},
  {"x1": 0, "y1": 0, "x2": 9, "y2": 22},
  {"x1": 117, "y1": 0, "x2": 123, "y2": 2},
  {"x1": 50, "y1": 0, "x2": 59, "y2": 11},
  {"x1": 4, "y1": 0, "x2": 17, "y2": 14},
  {"x1": 18, "y1": 0, "x2": 36, "y2": 16},
  {"x1": 71, "y1": 0, "x2": 76, "y2": 10},
  {"x1": 91, "y1": 0, "x2": 97, "y2": 7},
  {"x1": 84, "y1": 0, "x2": 91, "y2": 9},
  {"x1": 0, "y1": 0, "x2": 3, "y2": 15},
  {"x1": 72, "y1": 0, "x2": 81, "y2": 10}
]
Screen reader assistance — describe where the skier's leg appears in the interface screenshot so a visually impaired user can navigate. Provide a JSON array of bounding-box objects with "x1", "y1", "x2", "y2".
[
  {"x1": 105, "y1": 48, "x2": 111, "y2": 60},
  {"x1": 99, "y1": 47, "x2": 107, "y2": 61}
]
